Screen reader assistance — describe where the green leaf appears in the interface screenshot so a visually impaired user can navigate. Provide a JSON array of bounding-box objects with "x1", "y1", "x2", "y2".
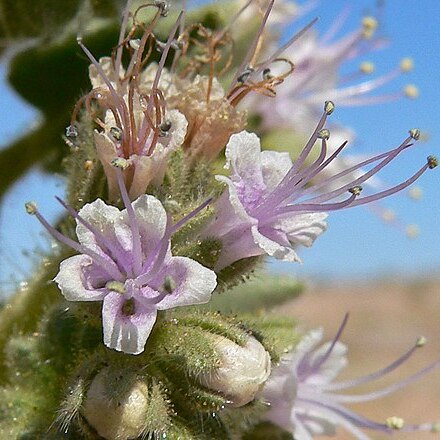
[{"x1": 208, "y1": 273, "x2": 304, "y2": 313}]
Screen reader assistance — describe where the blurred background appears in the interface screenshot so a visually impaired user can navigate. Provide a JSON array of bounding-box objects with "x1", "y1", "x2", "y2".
[{"x1": 0, "y1": 1, "x2": 439, "y2": 436}]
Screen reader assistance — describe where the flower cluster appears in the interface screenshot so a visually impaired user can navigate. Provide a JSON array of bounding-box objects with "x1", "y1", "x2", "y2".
[{"x1": 23, "y1": 0, "x2": 439, "y2": 438}]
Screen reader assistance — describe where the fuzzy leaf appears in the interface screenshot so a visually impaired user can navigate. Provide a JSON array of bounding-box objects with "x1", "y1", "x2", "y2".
[{"x1": 210, "y1": 273, "x2": 304, "y2": 313}]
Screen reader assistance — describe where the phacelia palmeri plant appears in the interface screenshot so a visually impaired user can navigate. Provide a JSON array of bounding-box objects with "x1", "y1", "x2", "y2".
[{"x1": 0, "y1": 1, "x2": 438, "y2": 439}]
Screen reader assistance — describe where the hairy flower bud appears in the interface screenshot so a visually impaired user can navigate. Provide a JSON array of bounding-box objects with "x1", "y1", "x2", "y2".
[
  {"x1": 82, "y1": 367, "x2": 150, "y2": 440},
  {"x1": 198, "y1": 334, "x2": 271, "y2": 407}
]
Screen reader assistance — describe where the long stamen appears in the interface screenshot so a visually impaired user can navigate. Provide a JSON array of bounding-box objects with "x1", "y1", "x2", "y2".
[
  {"x1": 331, "y1": 357, "x2": 440, "y2": 404},
  {"x1": 349, "y1": 159, "x2": 434, "y2": 207},
  {"x1": 229, "y1": 0, "x2": 275, "y2": 92},
  {"x1": 171, "y1": 197, "x2": 212, "y2": 233},
  {"x1": 113, "y1": 162, "x2": 143, "y2": 277},
  {"x1": 55, "y1": 197, "x2": 130, "y2": 274},
  {"x1": 25, "y1": 203, "x2": 123, "y2": 281},
  {"x1": 307, "y1": 313, "x2": 350, "y2": 377},
  {"x1": 77, "y1": 38, "x2": 130, "y2": 135},
  {"x1": 115, "y1": 0, "x2": 134, "y2": 82},
  {"x1": 302, "y1": 135, "x2": 414, "y2": 204},
  {"x1": 273, "y1": 188, "x2": 360, "y2": 216},
  {"x1": 324, "y1": 337, "x2": 427, "y2": 392}
]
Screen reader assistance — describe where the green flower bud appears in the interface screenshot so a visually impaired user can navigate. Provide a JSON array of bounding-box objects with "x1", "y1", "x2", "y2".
[{"x1": 82, "y1": 368, "x2": 150, "y2": 440}]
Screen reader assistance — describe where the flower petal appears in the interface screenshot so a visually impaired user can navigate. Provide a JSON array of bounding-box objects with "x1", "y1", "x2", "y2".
[
  {"x1": 261, "y1": 150, "x2": 293, "y2": 190},
  {"x1": 154, "y1": 256, "x2": 217, "y2": 309},
  {"x1": 224, "y1": 131, "x2": 267, "y2": 210},
  {"x1": 54, "y1": 255, "x2": 109, "y2": 301},
  {"x1": 273, "y1": 213, "x2": 328, "y2": 248},
  {"x1": 102, "y1": 291, "x2": 157, "y2": 355},
  {"x1": 252, "y1": 225, "x2": 300, "y2": 262}
]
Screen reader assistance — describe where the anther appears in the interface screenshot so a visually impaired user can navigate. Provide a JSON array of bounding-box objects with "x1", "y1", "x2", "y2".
[
  {"x1": 129, "y1": 39, "x2": 141, "y2": 50},
  {"x1": 360, "y1": 61, "x2": 375, "y2": 74},
  {"x1": 416, "y1": 336, "x2": 427, "y2": 347},
  {"x1": 324, "y1": 100, "x2": 335, "y2": 115},
  {"x1": 159, "y1": 120, "x2": 172, "y2": 137},
  {"x1": 154, "y1": 0, "x2": 170, "y2": 17},
  {"x1": 408, "y1": 186, "x2": 423, "y2": 201},
  {"x1": 409, "y1": 128, "x2": 420, "y2": 140},
  {"x1": 262, "y1": 68, "x2": 273, "y2": 80},
  {"x1": 121, "y1": 298, "x2": 136, "y2": 316},
  {"x1": 362, "y1": 16, "x2": 378, "y2": 39},
  {"x1": 237, "y1": 67, "x2": 255, "y2": 84},
  {"x1": 386, "y1": 416, "x2": 404, "y2": 430},
  {"x1": 111, "y1": 157, "x2": 130, "y2": 169},
  {"x1": 427, "y1": 155, "x2": 438, "y2": 169},
  {"x1": 432, "y1": 422, "x2": 440, "y2": 433},
  {"x1": 110, "y1": 126, "x2": 123, "y2": 141},
  {"x1": 25, "y1": 201, "x2": 38, "y2": 215},
  {"x1": 404, "y1": 84, "x2": 419, "y2": 99},
  {"x1": 162, "y1": 275, "x2": 176, "y2": 294},
  {"x1": 65, "y1": 125, "x2": 78, "y2": 138},
  {"x1": 349, "y1": 186, "x2": 363, "y2": 196},
  {"x1": 106, "y1": 281, "x2": 126, "y2": 294},
  {"x1": 318, "y1": 129, "x2": 330, "y2": 140},
  {"x1": 400, "y1": 58, "x2": 414, "y2": 73},
  {"x1": 406, "y1": 224, "x2": 420, "y2": 239}
]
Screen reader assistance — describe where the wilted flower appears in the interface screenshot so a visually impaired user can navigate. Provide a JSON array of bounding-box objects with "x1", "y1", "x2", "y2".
[
  {"x1": 262, "y1": 315, "x2": 440, "y2": 439},
  {"x1": 26, "y1": 170, "x2": 216, "y2": 355},
  {"x1": 204, "y1": 103, "x2": 435, "y2": 269}
]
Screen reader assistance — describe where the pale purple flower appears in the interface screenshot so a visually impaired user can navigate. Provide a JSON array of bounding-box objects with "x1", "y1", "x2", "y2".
[
  {"x1": 262, "y1": 315, "x2": 440, "y2": 439},
  {"x1": 26, "y1": 170, "x2": 216, "y2": 355},
  {"x1": 204, "y1": 104, "x2": 435, "y2": 270},
  {"x1": 249, "y1": 11, "x2": 413, "y2": 133}
]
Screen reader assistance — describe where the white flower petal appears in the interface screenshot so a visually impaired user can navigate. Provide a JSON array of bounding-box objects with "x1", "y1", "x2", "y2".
[
  {"x1": 155, "y1": 256, "x2": 217, "y2": 309},
  {"x1": 251, "y1": 225, "x2": 300, "y2": 262},
  {"x1": 261, "y1": 150, "x2": 293, "y2": 190},
  {"x1": 102, "y1": 292, "x2": 157, "y2": 355},
  {"x1": 274, "y1": 213, "x2": 328, "y2": 248},
  {"x1": 54, "y1": 255, "x2": 109, "y2": 301},
  {"x1": 127, "y1": 195, "x2": 168, "y2": 258}
]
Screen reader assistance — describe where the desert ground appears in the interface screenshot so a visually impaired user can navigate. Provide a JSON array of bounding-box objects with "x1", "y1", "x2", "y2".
[{"x1": 275, "y1": 277, "x2": 440, "y2": 440}]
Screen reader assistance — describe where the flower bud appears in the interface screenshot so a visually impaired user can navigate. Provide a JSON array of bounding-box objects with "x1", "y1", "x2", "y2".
[
  {"x1": 198, "y1": 334, "x2": 271, "y2": 407},
  {"x1": 82, "y1": 367, "x2": 149, "y2": 440}
]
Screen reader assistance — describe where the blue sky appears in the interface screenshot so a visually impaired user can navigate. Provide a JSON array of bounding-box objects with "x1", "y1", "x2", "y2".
[{"x1": 0, "y1": 0, "x2": 439, "y2": 294}]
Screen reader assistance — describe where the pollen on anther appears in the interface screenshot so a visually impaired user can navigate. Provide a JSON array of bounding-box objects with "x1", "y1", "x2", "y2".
[
  {"x1": 318, "y1": 129, "x2": 330, "y2": 140},
  {"x1": 386, "y1": 416, "x2": 404, "y2": 430},
  {"x1": 110, "y1": 126, "x2": 123, "y2": 141},
  {"x1": 427, "y1": 155, "x2": 438, "y2": 169},
  {"x1": 349, "y1": 186, "x2": 363, "y2": 196},
  {"x1": 111, "y1": 157, "x2": 130, "y2": 169},
  {"x1": 25, "y1": 201, "x2": 38, "y2": 215},
  {"x1": 416, "y1": 336, "x2": 427, "y2": 347},
  {"x1": 360, "y1": 61, "x2": 375, "y2": 74},
  {"x1": 409, "y1": 128, "x2": 421, "y2": 140},
  {"x1": 404, "y1": 84, "x2": 419, "y2": 99},
  {"x1": 400, "y1": 57, "x2": 414, "y2": 73},
  {"x1": 324, "y1": 101, "x2": 335, "y2": 115}
]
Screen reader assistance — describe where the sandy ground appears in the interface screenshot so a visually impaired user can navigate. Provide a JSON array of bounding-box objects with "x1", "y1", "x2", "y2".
[{"x1": 274, "y1": 277, "x2": 440, "y2": 440}]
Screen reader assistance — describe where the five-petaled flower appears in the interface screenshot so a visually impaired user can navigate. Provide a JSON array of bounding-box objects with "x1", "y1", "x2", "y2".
[
  {"x1": 28, "y1": 187, "x2": 216, "y2": 355},
  {"x1": 261, "y1": 315, "x2": 440, "y2": 439},
  {"x1": 204, "y1": 103, "x2": 435, "y2": 270}
]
